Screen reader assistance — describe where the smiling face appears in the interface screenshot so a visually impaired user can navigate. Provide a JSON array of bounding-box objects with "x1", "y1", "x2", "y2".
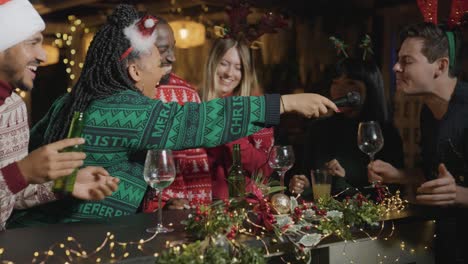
[
  {"x1": 393, "y1": 37, "x2": 438, "y2": 95},
  {"x1": 155, "y1": 23, "x2": 175, "y2": 84},
  {"x1": 0, "y1": 32, "x2": 46, "y2": 91},
  {"x1": 129, "y1": 45, "x2": 168, "y2": 98},
  {"x1": 214, "y1": 46, "x2": 242, "y2": 98}
]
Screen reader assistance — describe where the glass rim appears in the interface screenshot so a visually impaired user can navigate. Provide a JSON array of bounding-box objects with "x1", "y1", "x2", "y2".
[
  {"x1": 359, "y1": 120, "x2": 379, "y2": 124},
  {"x1": 147, "y1": 149, "x2": 173, "y2": 154},
  {"x1": 310, "y1": 168, "x2": 331, "y2": 183},
  {"x1": 272, "y1": 145, "x2": 293, "y2": 148}
]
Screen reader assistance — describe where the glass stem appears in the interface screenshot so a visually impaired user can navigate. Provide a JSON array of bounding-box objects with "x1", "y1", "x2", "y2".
[
  {"x1": 369, "y1": 154, "x2": 381, "y2": 186},
  {"x1": 279, "y1": 171, "x2": 285, "y2": 193},
  {"x1": 157, "y1": 188, "x2": 163, "y2": 229}
]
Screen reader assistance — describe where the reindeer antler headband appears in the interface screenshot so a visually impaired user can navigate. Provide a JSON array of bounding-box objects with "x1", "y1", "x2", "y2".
[
  {"x1": 329, "y1": 34, "x2": 374, "y2": 61},
  {"x1": 416, "y1": 0, "x2": 468, "y2": 69},
  {"x1": 417, "y1": 0, "x2": 468, "y2": 28},
  {"x1": 214, "y1": 0, "x2": 288, "y2": 49}
]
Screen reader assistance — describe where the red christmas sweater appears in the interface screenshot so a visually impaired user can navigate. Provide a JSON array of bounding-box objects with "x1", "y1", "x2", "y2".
[
  {"x1": 142, "y1": 74, "x2": 212, "y2": 212},
  {"x1": 206, "y1": 93, "x2": 275, "y2": 200}
]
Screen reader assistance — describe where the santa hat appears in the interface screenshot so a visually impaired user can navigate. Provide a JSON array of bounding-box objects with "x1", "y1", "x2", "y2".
[
  {"x1": 0, "y1": 0, "x2": 45, "y2": 52},
  {"x1": 120, "y1": 15, "x2": 159, "y2": 61}
]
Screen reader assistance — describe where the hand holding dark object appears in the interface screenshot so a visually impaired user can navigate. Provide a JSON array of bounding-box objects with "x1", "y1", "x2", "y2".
[
  {"x1": 332, "y1": 91, "x2": 361, "y2": 107},
  {"x1": 280, "y1": 94, "x2": 339, "y2": 118}
]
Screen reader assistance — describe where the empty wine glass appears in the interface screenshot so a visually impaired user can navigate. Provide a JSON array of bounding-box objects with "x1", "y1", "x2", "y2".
[
  {"x1": 144, "y1": 149, "x2": 176, "y2": 233},
  {"x1": 268, "y1": 145, "x2": 295, "y2": 192},
  {"x1": 357, "y1": 121, "x2": 384, "y2": 187}
]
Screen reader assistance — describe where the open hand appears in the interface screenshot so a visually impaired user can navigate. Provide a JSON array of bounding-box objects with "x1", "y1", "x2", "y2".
[
  {"x1": 416, "y1": 163, "x2": 457, "y2": 206},
  {"x1": 72, "y1": 166, "x2": 120, "y2": 200}
]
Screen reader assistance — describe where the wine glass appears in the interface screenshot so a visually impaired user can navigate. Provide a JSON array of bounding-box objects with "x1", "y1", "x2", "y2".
[
  {"x1": 144, "y1": 149, "x2": 176, "y2": 233},
  {"x1": 357, "y1": 121, "x2": 384, "y2": 187},
  {"x1": 268, "y1": 145, "x2": 295, "y2": 192}
]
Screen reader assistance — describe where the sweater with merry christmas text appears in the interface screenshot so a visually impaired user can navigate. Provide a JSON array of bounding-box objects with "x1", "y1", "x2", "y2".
[{"x1": 8, "y1": 89, "x2": 279, "y2": 227}]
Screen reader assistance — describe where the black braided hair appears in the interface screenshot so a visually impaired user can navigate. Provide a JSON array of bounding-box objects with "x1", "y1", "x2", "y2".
[{"x1": 45, "y1": 4, "x2": 144, "y2": 144}]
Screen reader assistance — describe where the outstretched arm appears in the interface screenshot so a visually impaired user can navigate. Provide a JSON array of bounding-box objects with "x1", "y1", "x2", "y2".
[{"x1": 137, "y1": 93, "x2": 337, "y2": 150}]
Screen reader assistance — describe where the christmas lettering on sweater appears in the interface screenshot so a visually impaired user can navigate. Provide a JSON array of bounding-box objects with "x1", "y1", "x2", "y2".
[
  {"x1": 143, "y1": 73, "x2": 212, "y2": 212},
  {"x1": 9, "y1": 89, "x2": 279, "y2": 227}
]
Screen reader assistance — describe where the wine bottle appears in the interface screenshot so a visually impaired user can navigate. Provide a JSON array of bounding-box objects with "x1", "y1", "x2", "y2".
[
  {"x1": 52, "y1": 111, "x2": 85, "y2": 195},
  {"x1": 227, "y1": 144, "x2": 245, "y2": 198}
]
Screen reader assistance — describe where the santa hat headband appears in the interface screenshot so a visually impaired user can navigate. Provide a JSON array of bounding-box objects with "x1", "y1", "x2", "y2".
[
  {"x1": 0, "y1": 0, "x2": 45, "y2": 52},
  {"x1": 120, "y1": 15, "x2": 159, "y2": 61}
]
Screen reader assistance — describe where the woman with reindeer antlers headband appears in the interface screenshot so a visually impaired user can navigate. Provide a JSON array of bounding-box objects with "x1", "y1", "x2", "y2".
[
  {"x1": 288, "y1": 35, "x2": 404, "y2": 199},
  {"x1": 367, "y1": 1, "x2": 468, "y2": 263},
  {"x1": 8, "y1": 4, "x2": 338, "y2": 227}
]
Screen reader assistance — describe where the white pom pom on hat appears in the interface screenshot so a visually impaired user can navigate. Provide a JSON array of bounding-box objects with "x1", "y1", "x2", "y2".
[
  {"x1": 121, "y1": 15, "x2": 159, "y2": 59},
  {"x1": 144, "y1": 18, "x2": 155, "y2": 29},
  {"x1": 0, "y1": 0, "x2": 45, "y2": 52}
]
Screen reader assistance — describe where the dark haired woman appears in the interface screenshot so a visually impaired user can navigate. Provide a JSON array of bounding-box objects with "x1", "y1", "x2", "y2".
[
  {"x1": 289, "y1": 58, "x2": 404, "y2": 198},
  {"x1": 8, "y1": 4, "x2": 338, "y2": 227}
]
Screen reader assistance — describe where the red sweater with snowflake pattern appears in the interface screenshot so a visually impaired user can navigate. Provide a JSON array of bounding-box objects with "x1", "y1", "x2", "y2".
[{"x1": 142, "y1": 74, "x2": 212, "y2": 212}]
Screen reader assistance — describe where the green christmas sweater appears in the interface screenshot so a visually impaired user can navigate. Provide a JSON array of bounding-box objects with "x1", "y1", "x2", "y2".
[{"x1": 8, "y1": 90, "x2": 279, "y2": 227}]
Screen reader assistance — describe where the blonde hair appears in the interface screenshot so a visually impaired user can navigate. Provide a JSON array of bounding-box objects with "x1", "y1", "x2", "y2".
[{"x1": 201, "y1": 38, "x2": 259, "y2": 101}]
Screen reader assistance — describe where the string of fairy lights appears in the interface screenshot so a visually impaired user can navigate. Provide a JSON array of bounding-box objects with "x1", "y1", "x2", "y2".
[
  {"x1": 0, "y1": 189, "x2": 436, "y2": 264},
  {"x1": 53, "y1": 15, "x2": 90, "y2": 93},
  {"x1": 4, "y1": 1, "x2": 436, "y2": 263}
]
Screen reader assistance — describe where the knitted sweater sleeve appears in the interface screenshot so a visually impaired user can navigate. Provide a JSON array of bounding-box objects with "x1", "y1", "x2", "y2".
[
  {"x1": 131, "y1": 94, "x2": 280, "y2": 150},
  {"x1": 0, "y1": 169, "x2": 16, "y2": 230},
  {"x1": 0, "y1": 169, "x2": 55, "y2": 230},
  {"x1": 12, "y1": 182, "x2": 56, "y2": 210}
]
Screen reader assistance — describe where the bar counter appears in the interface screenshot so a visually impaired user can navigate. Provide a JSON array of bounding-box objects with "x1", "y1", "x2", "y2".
[{"x1": 0, "y1": 205, "x2": 437, "y2": 263}]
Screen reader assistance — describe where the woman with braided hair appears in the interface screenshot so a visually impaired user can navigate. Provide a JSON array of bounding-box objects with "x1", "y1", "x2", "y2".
[{"x1": 9, "y1": 4, "x2": 338, "y2": 227}]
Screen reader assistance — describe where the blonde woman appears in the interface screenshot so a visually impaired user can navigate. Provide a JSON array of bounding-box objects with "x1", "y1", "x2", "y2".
[{"x1": 201, "y1": 38, "x2": 274, "y2": 199}]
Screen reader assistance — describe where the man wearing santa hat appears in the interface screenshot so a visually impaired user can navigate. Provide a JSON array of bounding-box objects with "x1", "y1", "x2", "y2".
[{"x1": 0, "y1": 0, "x2": 119, "y2": 230}]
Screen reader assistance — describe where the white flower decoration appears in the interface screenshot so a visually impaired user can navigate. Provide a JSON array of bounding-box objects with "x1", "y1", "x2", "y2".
[
  {"x1": 326, "y1": 210, "x2": 343, "y2": 219},
  {"x1": 275, "y1": 215, "x2": 294, "y2": 228},
  {"x1": 303, "y1": 209, "x2": 316, "y2": 218},
  {"x1": 298, "y1": 233, "x2": 322, "y2": 247}
]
